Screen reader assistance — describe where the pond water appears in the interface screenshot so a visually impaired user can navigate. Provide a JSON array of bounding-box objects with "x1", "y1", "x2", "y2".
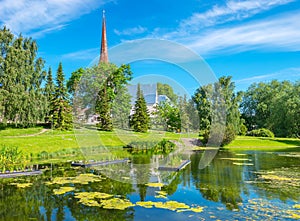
[{"x1": 1, "y1": 149, "x2": 300, "y2": 220}]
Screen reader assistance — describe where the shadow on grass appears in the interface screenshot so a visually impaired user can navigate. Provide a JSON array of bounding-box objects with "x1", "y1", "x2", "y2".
[{"x1": 258, "y1": 138, "x2": 300, "y2": 151}]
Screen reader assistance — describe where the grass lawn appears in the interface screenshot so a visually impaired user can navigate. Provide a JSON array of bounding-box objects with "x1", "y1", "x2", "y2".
[
  {"x1": 1, "y1": 127, "x2": 299, "y2": 160},
  {"x1": 225, "y1": 136, "x2": 300, "y2": 151},
  {"x1": 0, "y1": 127, "x2": 198, "y2": 157}
]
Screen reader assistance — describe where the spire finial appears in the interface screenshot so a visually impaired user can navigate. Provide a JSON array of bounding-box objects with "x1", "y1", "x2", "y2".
[{"x1": 102, "y1": 10, "x2": 105, "y2": 18}]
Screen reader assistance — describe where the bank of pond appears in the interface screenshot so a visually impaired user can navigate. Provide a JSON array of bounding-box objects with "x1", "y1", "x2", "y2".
[{"x1": 0, "y1": 147, "x2": 300, "y2": 220}]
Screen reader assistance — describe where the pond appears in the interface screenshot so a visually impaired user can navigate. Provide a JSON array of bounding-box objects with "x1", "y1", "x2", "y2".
[{"x1": 1, "y1": 149, "x2": 300, "y2": 220}]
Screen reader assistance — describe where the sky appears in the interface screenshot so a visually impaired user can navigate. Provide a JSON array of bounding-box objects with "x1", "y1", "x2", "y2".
[{"x1": 1, "y1": 0, "x2": 300, "y2": 94}]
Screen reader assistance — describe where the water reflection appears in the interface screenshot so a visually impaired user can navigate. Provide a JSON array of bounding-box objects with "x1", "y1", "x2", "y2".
[{"x1": 0, "y1": 150, "x2": 299, "y2": 220}]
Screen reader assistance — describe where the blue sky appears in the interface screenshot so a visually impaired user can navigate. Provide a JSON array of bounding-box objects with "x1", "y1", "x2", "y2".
[{"x1": 1, "y1": 0, "x2": 300, "y2": 93}]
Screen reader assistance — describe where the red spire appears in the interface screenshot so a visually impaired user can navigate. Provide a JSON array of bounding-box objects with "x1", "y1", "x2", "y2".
[{"x1": 99, "y1": 10, "x2": 108, "y2": 64}]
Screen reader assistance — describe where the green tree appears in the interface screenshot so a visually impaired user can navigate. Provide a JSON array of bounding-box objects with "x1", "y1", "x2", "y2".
[
  {"x1": 193, "y1": 84, "x2": 212, "y2": 144},
  {"x1": 0, "y1": 27, "x2": 46, "y2": 127},
  {"x1": 156, "y1": 101, "x2": 181, "y2": 132},
  {"x1": 95, "y1": 64, "x2": 132, "y2": 131},
  {"x1": 193, "y1": 76, "x2": 242, "y2": 146},
  {"x1": 112, "y1": 86, "x2": 132, "y2": 129},
  {"x1": 66, "y1": 67, "x2": 84, "y2": 96},
  {"x1": 130, "y1": 84, "x2": 150, "y2": 133},
  {"x1": 44, "y1": 67, "x2": 55, "y2": 122},
  {"x1": 157, "y1": 83, "x2": 178, "y2": 103},
  {"x1": 241, "y1": 80, "x2": 299, "y2": 137},
  {"x1": 50, "y1": 62, "x2": 73, "y2": 130}
]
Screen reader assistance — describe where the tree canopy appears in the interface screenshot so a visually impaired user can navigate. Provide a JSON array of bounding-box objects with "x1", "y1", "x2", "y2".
[
  {"x1": 0, "y1": 26, "x2": 46, "y2": 127},
  {"x1": 241, "y1": 80, "x2": 299, "y2": 138}
]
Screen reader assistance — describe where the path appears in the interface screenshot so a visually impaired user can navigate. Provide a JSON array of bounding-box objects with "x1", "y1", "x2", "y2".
[{"x1": 6, "y1": 128, "x2": 49, "y2": 138}]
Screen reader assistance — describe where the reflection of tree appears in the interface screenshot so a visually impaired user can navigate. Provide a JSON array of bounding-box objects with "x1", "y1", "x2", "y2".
[
  {"x1": 248, "y1": 153, "x2": 300, "y2": 202},
  {"x1": 132, "y1": 154, "x2": 151, "y2": 201},
  {"x1": 0, "y1": 166, "x2": 135, "y2": 221},
  {"x1": 190, "y1": 151, "x2": 243, "y2": 210}
]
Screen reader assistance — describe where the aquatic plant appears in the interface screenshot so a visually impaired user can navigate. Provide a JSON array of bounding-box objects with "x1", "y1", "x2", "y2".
[
  {"x1": 53, "y1": 187, "x2": 75, "y2": 195},
  {"x1": 45, "y1": 173, "x2": 104, "y2": 185},
  {"x1": 135, "y1": 200, "x2": 204, "y2": 213},
  {"x1": 10, "y1": 183, "x2": 32, "y2": 188},
  {"x1": 145, "y1": 182, "x2": 164, "y2": 188},
  {"x1": 0, "y1": 146, "x2": 28, "y2": 172},
  {"x1": 100, "y1": 198, "x2": 134, "y2": 210}
]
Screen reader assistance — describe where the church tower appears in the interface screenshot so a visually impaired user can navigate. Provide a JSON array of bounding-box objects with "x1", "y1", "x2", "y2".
[{"x1": 99, "y1": 10, "x2": 109, "y2": 64}]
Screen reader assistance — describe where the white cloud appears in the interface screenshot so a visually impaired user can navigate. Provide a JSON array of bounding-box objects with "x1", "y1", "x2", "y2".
[
  {"x1": 180, "y1": 0, "x2": 295, "y2": 32},
  {"x1": 62, "y1": 48, "x2": 99, "y2": 60},
  {"x1": 176, "y1": 12, "x2": 300, "y2": 55},
  {"x1": 235, "y1": 67, "x2": 300, "y2": 89},
  {"x1": 0, "y1": 0, "x2": 112, "y2": 37},
  {"x1": 114, "y1": 26, "x2": 147, "y2": 36}
]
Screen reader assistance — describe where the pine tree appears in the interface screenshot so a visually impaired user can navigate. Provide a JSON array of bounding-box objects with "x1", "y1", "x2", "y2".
[
  {"x1": 44, "y1": 67, "x2": 55, "y2": 122},
  {"x1": 130, "y1": 84, "x2": 150, "y2": 133},
  {"x1": 95, "y1": 81, "x2": 113, "y2": 131},
  {"x1": 50, "y1": 62, "x2": 73, "y2": 130}
]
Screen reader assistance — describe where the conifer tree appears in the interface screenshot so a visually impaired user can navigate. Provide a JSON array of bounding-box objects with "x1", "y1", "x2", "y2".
[
  {"x1": 130, "y1": 84, "x2": 150, "y2": 133},
  {"x1": 44, "y1": 67, "x2": 55, "y2": 122},
  {"x1": 50, "y1": 62, "x2": 73, "y2": 130}
]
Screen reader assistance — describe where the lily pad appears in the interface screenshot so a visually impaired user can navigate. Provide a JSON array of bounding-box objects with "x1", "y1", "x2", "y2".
[
  {"x1": 11, "y1": 183, "x2": 33, "y2": 188},
  {"x1": 154, "y1": 201, "x2": 190, "y2": 211},
  {"x1": 136, "y1": 201, "x2": 154, "y2": 208},
  {"x1": 145, "y1": 182, "x2": 164, "y2": 188},
  {"x1": 74, "y1": 192, "x2": 113, "y2": 200},
  {"x1": 46, "y1": 173, "x2": 103, "y2": 185},
  {"x1": 53, "y1": 187, "x2": 75, "y2": 195},
  {"x1": 293, "y1": 204, "x2": 300, "y2": 209},
  {"x1": 100, "y1": 198, "x2": 134, "y2": 210}
]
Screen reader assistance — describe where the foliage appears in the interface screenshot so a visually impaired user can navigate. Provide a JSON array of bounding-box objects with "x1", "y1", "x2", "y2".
[
  {"x1": 178, "y1": 95, "x2": 199, "y2": 132},
  {"x1": 247, "y1": 128, "x2": 275, "y2": 138},
  {"x1": 222, "y1": 124, "x2": 237, "y2": 146},
  {"x1": 239, "y1": 123, "x2": 248, "y2": 136},
  {"x1": 157, "y1": 83, "x2": 178, "y2": 103},
  {"x1": 155, "y1": 101, "x2": 181, "y2": 132},
  {"x1": 241, "y1": 80, "x2": 299, "y2": 138},
  {"x1": 125, "y1": 139, "x2": 175, "y2": 155},
  {"x1": 112, "y1": 86, "x2": 132, "y2": 129},
  {"x1": 50, "y1": 63, "x2": 73, "y2": 130},
  {"x1": 130, "y1": 84, "x2": 150, "y2": 133},
  {"x1": 193, "y1": 76, "x2": 242, "y2": 146},
  {"x1": 66, "y1": 67, "x2": 84, "y2": 97},
  {"x1": 0, "y1": 26, "x2": 47, "y2": 127},
  {"x1": 44, "y1": 67, "x2": 55, "y2": 122},
  {"x1": 0, "y1": 145, "x2": 27, "y2": 172},
  {"x1": 94, "y1": 63, "x2": 132, "y2": 131}
]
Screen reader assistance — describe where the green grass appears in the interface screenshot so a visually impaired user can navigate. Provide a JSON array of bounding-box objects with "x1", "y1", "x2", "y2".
[
  {"x1": 0, "y1": 127, "x2": 45, "y2": 137},
  {"x1": 0, "y1": 127, "x2": 197, "y2": 157},
  {"x1": 3, "y1": 126, "x2": 299, "y2": 162},
  {"x1": 225, "y1": 136, "x2": 300, "y2": 151}
]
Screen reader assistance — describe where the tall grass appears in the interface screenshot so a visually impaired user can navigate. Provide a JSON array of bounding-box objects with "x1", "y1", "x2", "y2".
[{"x1": 0, "y1": 146, "x2": 28, "y2": 172}]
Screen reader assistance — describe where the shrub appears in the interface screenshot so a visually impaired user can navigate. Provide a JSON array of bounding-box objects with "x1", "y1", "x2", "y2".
[
  {"x1": 222, "y1": 124, "x2": 236, "y2": 146},
  {"x1": 0, "y1": 146, "x2": 27, "y2": 172},
  {"x1": 239, "y1": 124, "x2": 248, "y2": 136},
  {"x1": 247, "y1": 128, "x2": 274, "y2": 138}
]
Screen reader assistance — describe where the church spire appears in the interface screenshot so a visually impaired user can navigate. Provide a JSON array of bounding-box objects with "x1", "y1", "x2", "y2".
[{"x1": 99, "y1": 10, "x2": 108, "y2": 64}]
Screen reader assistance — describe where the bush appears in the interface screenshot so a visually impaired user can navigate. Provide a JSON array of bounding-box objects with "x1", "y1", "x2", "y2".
[
  {"x1": 0, "y1": 146, "x2": 27, "y2": 172},
  {"x1": 222, "y1": 124, "x2": 236, "y2": 146},
  {"x1": 239, "y1": 124, "x2": 248, "y2": 136},
  {"x1": 247, "y1": 128, "x2": 274, "y2": 138}
]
